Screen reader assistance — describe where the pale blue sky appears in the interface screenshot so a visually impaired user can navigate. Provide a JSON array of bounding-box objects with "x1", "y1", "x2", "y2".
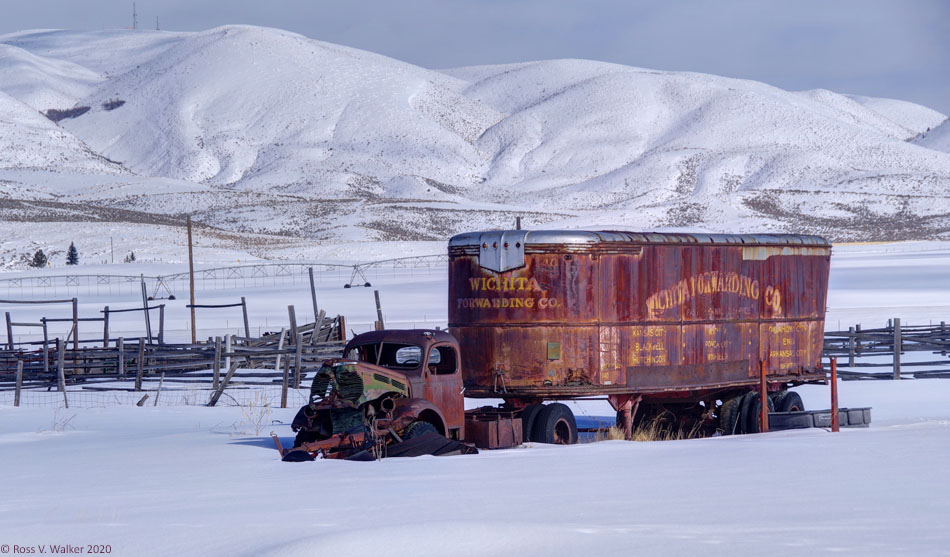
[{"x1": 2, "y1": 0, "x2": 947, "y2": 113}]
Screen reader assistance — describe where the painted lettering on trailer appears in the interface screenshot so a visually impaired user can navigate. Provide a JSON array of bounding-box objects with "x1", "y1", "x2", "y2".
[{"x1": 646, "y1": 272, "x2": 783, "y2": 316}]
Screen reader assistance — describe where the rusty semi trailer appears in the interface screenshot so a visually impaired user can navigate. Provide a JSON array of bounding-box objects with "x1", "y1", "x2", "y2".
[{"x1": 449, "y1": 230, "x2": 831, "y2": 440}]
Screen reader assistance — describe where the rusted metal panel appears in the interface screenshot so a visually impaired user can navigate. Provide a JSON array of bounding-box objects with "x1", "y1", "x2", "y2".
[
  {"x1": 451, "y1": 325, "x2": 599, "y2": 390},
  {"x1": 464, "y1": 411, "x2": 522, "y2": 449},
  {"x1": 449, "y1": 230, "x2": 830, "y2": 400}
]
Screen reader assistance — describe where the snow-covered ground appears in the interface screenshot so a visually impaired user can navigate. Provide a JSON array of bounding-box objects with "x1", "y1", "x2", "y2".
[{"x1": 1, "y1": 241, "x2": 950, "y2": 555}]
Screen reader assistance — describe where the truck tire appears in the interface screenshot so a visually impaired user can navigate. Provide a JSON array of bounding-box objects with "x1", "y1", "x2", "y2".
[
  {"x1": 741, "y1": 392, "x2": 774, "y2": 434},
  {"x1": 532, "y1": 403, "x2": 578, "y2": 445},
  {"x1": 520, "y1": 404, "x2": 543, "y2": 443},
  {"x1": 769, "y1": 390, "x2": 785, "y2": 407},
  {"x1": 719, "y1": 395, "x2": 744, "y2": 435},
  {"x1": 402, "y1": 421, "x2": 438, "y2": 440},
  {"x1": 776, "y1": 391, "x2": 804, "y2": 413}
]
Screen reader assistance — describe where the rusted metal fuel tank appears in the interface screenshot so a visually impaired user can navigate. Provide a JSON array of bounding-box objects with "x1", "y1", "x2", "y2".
[{"x1": 448, "y1": 230, "x2": 831, "y2": 402}]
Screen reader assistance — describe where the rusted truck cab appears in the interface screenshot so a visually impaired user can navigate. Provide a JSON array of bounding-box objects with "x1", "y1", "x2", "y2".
[{"x1": 341, "y1": 329, "x2": 466, "y2": 439}]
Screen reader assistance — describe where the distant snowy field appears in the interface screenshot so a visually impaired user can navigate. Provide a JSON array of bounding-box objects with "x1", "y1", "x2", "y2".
[{"x1": 2, "y1": 241, "x2": 950, "y2": 555}]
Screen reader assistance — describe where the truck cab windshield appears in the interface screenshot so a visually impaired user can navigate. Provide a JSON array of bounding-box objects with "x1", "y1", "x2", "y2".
[{"x1": 347, "y1": 342, "x2": 429, "y2": 369}]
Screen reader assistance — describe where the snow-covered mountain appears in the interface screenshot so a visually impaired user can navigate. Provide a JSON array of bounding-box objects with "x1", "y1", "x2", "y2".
[{"x1": 1, "y1": 25, "x2": 948, "y2": 266}]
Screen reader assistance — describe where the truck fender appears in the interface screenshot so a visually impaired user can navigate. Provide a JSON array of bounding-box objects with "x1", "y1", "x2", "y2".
[{"x1": 390, "y1": 398, "x2": 447, "y2": 436}]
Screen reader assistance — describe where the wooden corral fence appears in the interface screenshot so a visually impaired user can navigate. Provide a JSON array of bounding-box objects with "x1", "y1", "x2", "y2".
[
  {"x1": 0, "y1": 315, "x2": 346, "y2": 409},
  {"x1": 824, "y1": 319, "x2": 950, "y2": 380}
]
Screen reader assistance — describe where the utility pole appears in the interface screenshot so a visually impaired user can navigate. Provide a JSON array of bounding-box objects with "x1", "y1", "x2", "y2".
[
  {"x1": 156, "y1": 16, "x2": 160, "y2": 31},
  {"x1": 132, "y1": 2, "x2": 138, "y2": 30},
  {"x1": 187, "y1": 216, "x2": 197, "y2": 344},
  {"x1": 110, "y1": 236, "x2": 114, "y2": 264}
]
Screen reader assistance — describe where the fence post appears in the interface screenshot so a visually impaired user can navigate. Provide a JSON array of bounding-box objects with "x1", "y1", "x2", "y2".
[
  {"x1": 942, "y1": 321, "x2": 947, "y2": 356},
  {"x1": 830, "y1": 357, "x2": 839, "y2": 432},
  {"x1": 311, "y1": 310, "x2": 326, "y2": 346},
  {"x1": 281, "y1": 355, "x2": 290, "y2": 409},
  {"x1": 135, "y1": 337, "x2": 145, "y2": 391},
  {"x1": 374, "y1": 290, "x2": 384, "y2": 330},
  {"x1": 103, "y1": 306, "x2": 110, "y2": 347},
  {"x1": 308, "y1": 267, "x2": 319, "y2": 323},
  {"x1": 274, "y1": 328, "x2": 287, "y2": 370},
  {"x1": 848, "y1": 326, "x2": 855, "y2": 367},
  {"x1": 213, "y1": 336, "x2": 222, "y2": 391},
  {"x1": 154, "y1": 372, "x2": 165, "y2": 407},
  {"x1": 208, "y1": 361, "x2": 240, "y2": 407},
  {"x1": 6, "y1": 311, "x2": 13, "y2": 350},
  {"x1": 42, "y1": 319, "x2": 49, "y2": 375},
  {"x1": 294, "y1": 333, "x2": 303, "y2": 389},
  {"x1": 759, "y1": 360, "x2": 769, "y2": 433},
  {"x1": 117, "y1": 337, "x2": 125, "y2": 376},
  {"x1": 140, "y1": 276, "x2": 152, "y2": 343},
  {"x1": 71, "y1": 298, "x2": 79, "y2": 352},
  {"x1": 225, "y1": 335, "x2": 232, "y2": 374},
  {"x1": 288, "y1": 305, "x2": 297, "y2": 341},
  {"x1": 56, "y1": 338, "x2": 68, "y2": 409},
  {"x1": 158, "y1": 304, "x2": 165, "y2": 345},
  {"x1": 855, "y1": 323, "x2": 862, "y2": 356},
  {"x1": 14, "y1": 360, "x2": 23, "y2": 407},
  {"x1": 893, "y1": 317, "x2": 901, "y2": 380},
  {"x1": 241, "y1": 296, "x2": 250, "y2": 339}
]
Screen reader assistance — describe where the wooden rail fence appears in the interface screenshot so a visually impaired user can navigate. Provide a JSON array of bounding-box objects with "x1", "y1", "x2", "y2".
[
  {"x1": 823, "y1": 319, "x2": 950, "y2": 380},
  {"x1": 0, "y1": 315, "x2": 346, "y2": 408}
]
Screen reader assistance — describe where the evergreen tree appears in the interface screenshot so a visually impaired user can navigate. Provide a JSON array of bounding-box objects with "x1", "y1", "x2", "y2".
[
  {"x1": 30, "y1": 249, "x2": 48, "y2": 268},
  {"x1": 66, "y1": 242, "x2": 79, "y2": 265}
]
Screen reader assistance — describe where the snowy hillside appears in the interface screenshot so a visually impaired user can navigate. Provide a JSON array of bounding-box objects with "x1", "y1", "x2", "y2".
[
  {"x1": 914, "y1": 117, "x2": 950, "y2": 153},
  {"x1": 1, "y1": 25, "x2": 949, "y2": 266}
]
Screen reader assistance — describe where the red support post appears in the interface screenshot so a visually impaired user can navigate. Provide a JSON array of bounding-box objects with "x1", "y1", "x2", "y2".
[
  {"x1": 620, "y1": 397, "x2": 633, "y2": 441},
  {"x1": 830, "y1": 356, "x2": 840, "y2": 433},
  {"x1": 759, "y1": 359, "x2": 769, "y2": 433}
]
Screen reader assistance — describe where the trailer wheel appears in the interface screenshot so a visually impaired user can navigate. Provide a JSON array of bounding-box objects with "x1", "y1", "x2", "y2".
[
  {"x1": 532, "y1": 403, "x2": 578, "y2": 445},
  {"x1": 769, "y1": 391, "x2": 785, "y2": 409},
  {"x1": 741, "y1": 392, "x2": 775, "y2": 434},
  {"x1": 519, "y1": 404, "x2": 543, "y2": 443},
  {"x1": 402, "y1": 421, "x2": 438, "y2": 440},
  {"x1": 719, "y1": 395, "x2": 744, "y2": 435},
  {"x1": 776, "y1": 391, "x2": 804, "y2": 413}
]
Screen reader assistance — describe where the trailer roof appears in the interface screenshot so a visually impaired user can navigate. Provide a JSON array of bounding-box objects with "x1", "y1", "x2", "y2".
[{"x1": 449, "y1": 230, "x2": 830, "y2": 247}]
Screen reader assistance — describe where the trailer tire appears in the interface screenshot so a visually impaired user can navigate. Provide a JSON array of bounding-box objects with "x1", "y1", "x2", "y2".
[
  {"x1": 520, "y1": 404, "x2": 543, "y2": 443},
  {"x1": 402, "y1": 420, "x2": 439, "y2": 440},
  {"x1": 532, "y1": 403, "x2": 578, "y2": 445},
  {"x1": 742, "y1": 392, "x2": 774, "y2": 434},
  {"x1": 776, "y1": 391, "x2": 804, "y2": 413},
  {"x1": 719, "y1": 395, "x2": 743, "y2": 435}
]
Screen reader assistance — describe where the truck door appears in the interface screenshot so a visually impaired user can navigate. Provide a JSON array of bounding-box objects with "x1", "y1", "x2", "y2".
[{"x1": 424, "y1": 343, "x2": 464, "y2": 435}]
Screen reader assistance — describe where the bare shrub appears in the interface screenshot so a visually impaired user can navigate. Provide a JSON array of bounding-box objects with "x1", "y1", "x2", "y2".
[{"x1": 232, "y1": 391, "x2": 273, "y2": 436}]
